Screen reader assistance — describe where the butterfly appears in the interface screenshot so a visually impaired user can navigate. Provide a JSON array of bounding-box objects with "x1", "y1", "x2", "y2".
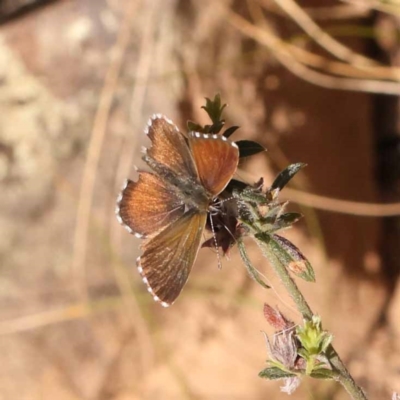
[{"x1": 116, "y1": 114, "x2": 239, "y2": 307}]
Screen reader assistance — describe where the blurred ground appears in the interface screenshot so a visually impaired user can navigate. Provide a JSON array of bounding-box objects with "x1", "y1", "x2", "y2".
[{"x1": 0, "y1": 0, "x2": 399, "y2": 399}]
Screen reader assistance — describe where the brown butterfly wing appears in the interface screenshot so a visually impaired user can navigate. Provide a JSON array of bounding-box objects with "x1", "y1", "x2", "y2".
[
  {"x1": 137, "y1": 209, "x2": 207, "y2": 306},
  {"x1": 188, "y1": 133, "x2": 239, "y2": 196},
  {"x1": 146, "y1": 115, "x2": 198, "y2": 179},
  {"x1": 116, "y1": 171, "x2": 184, "y2": 238}
]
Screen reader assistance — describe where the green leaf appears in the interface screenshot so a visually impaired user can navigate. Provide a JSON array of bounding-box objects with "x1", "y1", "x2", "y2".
[
  {"x1": 238, "y1": 239, "x2": 270, "y2": 289},
  {"x1": 187, "y1": 121, "x2": 205, "y2": 132},
  {"x1": 236, "y1": 140, "x2": 265, "y2": 158},
  {"x1": 201, "y1": 94, "x2": 226, "y2": 124},
  {"x1": 208, "y1": 120, "x2": 225, "y2": 133},
  {"x1": 273, "y1": 213, "x2": 303, "y2": 231},
  {"x1": 237, "y1": 190, "x2": 269, "y2": 208},
  {"x1": 270, "y1": 163, "x2": 307, "y2": 191},
  {"x1": 223, "y1": 125, "x2": 240, "y2": 138},
  {"x1": 263, "y1": 202, "x2": 286, "y2": 222},
  {"x1": 297, "y1": 348, "x2": 309, "y2": 360},
  {"x1": 266, "y1": 234, "x2": 315, "y2": 282},
  {"x1": 320, "y1": 334, "x2": 333, "y2": 353},
  {"x1": 310, "y1": 368, "x2": 337, "y2": 380},
  {"x1": 259, "y1": 367, "x2": 297, "y2": 380}
]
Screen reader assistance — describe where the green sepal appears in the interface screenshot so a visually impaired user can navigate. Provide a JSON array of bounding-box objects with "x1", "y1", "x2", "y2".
[
  {"x1": 310, "y1": 368, "x2": 337, "y2": 380},
  {"x1": 235, "y1": 188, "x2": 268, "y2": 206},
  {"x1": 296, "y1": 316, "x2": 333, "y2": 356},
  {"x1": 262, "y1": 202, "x2": 286, "y2": 222},
  {"x1": 297, "y1": 348, "x2": 309, "y2": 359},
  {"x1": 259, "y1": 367, "x2": 297, "y2": 380},
  {"x1": 258, "y1": 212, "x2": 303, "y2": 234},
  {"x1": 320, "y1": 334, "x2": 333, "y2": 354},
  {"x1": 273, "y1": 213, "x2": 303, "y2": 231}
]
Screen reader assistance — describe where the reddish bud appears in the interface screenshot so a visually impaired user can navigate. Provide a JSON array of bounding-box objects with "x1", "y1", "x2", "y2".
[{"x1": 263, "y1": 303, "x2": 294, "y2": 331}]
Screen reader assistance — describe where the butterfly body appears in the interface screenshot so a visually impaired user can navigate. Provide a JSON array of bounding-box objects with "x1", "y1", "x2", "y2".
[
  {"x1": 142, "y1": 153, "x2": 210, "y2": 212},
  {"x1": 116, "y1": 115, "x2": 239, "y2": 306}
]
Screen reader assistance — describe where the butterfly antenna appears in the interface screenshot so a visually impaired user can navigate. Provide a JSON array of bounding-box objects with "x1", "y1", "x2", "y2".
[
  {"x1": 213, "y1": 195, "x2": 235, "y2": 207},
  {"x1": 209, "y1": 212, "x2": 222, "y2": 269}
]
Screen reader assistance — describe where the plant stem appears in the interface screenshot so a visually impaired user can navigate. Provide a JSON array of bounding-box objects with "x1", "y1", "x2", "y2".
[
  {"x1": 255, "y1": 236, "x2": 368, "y2": 400},
  {"x1": 256, "y1": 236, "x2": 313, "y2": 319},
  {"x1": 330, "y1": 351, "x2": 368, "y2": 400}
]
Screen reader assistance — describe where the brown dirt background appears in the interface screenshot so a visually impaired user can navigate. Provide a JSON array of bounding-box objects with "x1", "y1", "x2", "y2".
[{"x1": 0, "y1": 0, "x2": 399, "y2": 399}]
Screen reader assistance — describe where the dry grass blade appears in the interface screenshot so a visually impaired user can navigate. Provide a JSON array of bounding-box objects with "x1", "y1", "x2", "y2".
[
  {"x1": 0, "y1": 297, "x2": 122, "y2": 335},
  {"x1": 112, "y1": 3, "x2": 156, "y2": 229},
  {"x1": 227, "y1": 10, "x2": 400, "y2": 95},
  {"x1": 304, "y1": 4, "x2": 370, "y2": 20},
  {"x1": 270, "y1": 0, "x2": 376, "y2": 66},
  {"x1": 109, "y1": 1, "x2": 159, "y2": 374},
  {"x1": 255, "y1": 0, "x2": 370, "y2": 20},
  {"x1": 289, "y1": 45, "x2": 400, "y2": 81},
  {"x1": 343, "y1": 0, "x2": 400, "y2": 17},
  {"x1": 282, "y1": 187, "x2": 400, "y2": 217},
  {"x1": 249, "y1": 0, "x2": 400, "y2": 81},
  {"x1": 72, "y1": 0, "x2": 139, "y2": 297}
]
